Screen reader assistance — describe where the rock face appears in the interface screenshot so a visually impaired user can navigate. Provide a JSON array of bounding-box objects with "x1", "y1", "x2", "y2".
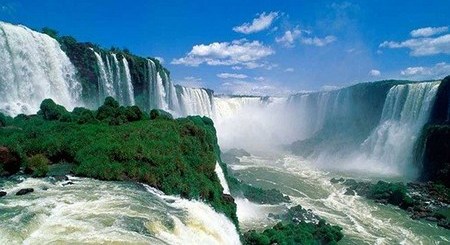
[
  {"x1": 16, "y1": 188, "x2": 34, "y2": 196},
  {"x1": 419, "y1": 125, "x2": 450, "y2": 187},
  {"x1": 0, "y1": 147, "x2": 21, "y2": 176},
  {"x1": 0, "y1": 191, "x2": 6, "y2": 197}
]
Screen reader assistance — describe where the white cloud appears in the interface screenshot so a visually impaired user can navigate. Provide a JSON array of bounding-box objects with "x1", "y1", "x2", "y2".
[
  {"x1": 231, "y1": 66, "x2": 242, "y2": 70},
  {"x1": 301, "y1": 35, "x2": 337, "y2": 47},
  {"x1": 154, "y1": 56, "x2": 164, "y2": 64},
  {"x1": 233, "y1": 12, "x2": 279, "y2": 34},
  {"x1": 285, "y1": 68, "x2": 294, "y2": 72},
  {"x1": 219, "y1": 80, "x2": 292, "y2": 96},
  {"x1": 171, "y1": 39, "x2": 274, "y2": 69},
  {"x1": 176, "y1": 76, "x2": 204, "y2": 88},
  {"x1": 410, "y1": 26, "x2": 448, "y2": 37},
  {"x1": 275, "y1": 28, "x2": 302, "y2": 47},
  {"x1": 380, "y1": 33, "x2": 450, "y2": 56},
  {"x1": 400, "y1": 62, "x2": 450, "y2": 80},
  {"x1": 369, "y1": 69, "x2": 381, "y2": 76},
  {"x1": 217, "y1": 73, "x2": 248, "y2": 79}
]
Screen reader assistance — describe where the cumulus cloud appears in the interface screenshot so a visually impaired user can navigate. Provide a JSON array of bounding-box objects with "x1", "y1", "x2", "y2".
[
  {"x1": 285, "y1": 68, "x2": 294, "y2": 72},
  {"x1": 301, "y1": 35, "x2": 337, "y2": 47},
  {"x1": 410, "y1": 26, "x2": 448, "y2": 37},
  {"x1": 217, "y1": 73, "x2": 248, "y2": 79},
  {"x1": 233, "y1": 12, "x2": 279, "y2": 34},
  {"x1": 176, "y1": 76, "x2": 204, "y2": 88},
  {"x1": 400, "y1": 62, "x2": 450, "y2": 80},
  {"x1": 171, "y1": 39, "x2": 274, "y2": 69},
  {"x1": 275, "y1": 28, "x2": 302, "y2": 47},
  {"x1": 369, "y1": 69, "x2": 381, "y2": 76},
  {"x1": 275, "y1": 27, "x2": 335, "y2": 48},
  {"x1": 380, "y1": 26, "x2": 450, "y2": 56}
]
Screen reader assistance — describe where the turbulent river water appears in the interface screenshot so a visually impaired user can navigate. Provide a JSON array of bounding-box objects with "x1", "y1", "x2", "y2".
[
  {"x1": 232, "y1": 153, "x2": 450, "y2": 245},
  {"x1": 0, "y1": 176, "x2": 240, "y2": 245},
  {"x1": 2, "y1": 154, "x2": 449, "y2": 244}
]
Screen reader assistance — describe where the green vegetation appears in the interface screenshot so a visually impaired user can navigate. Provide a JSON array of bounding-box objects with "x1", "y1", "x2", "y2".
[
  {"x1": 228, "y1": 176, "x2": 290, "y2": 204},
  {"x1": 244, "y1": 214, "x2": 343, "y2": 245},
  {"x1": 0, "y1": 98, "x2": 237, "y2": 225},
  {"x1": 25, "y1": 154, "x2": 50, "y2": 177},
  {"x1": 367, "y1": 181, "x2": 414, "y2": 208}
]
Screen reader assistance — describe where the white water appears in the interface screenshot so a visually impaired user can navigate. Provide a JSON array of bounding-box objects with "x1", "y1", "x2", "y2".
[
  {"x1": 121, "y1": 58, "x2": 135, "y2": 106},
  {"x1": 359, "y1": 81, "x2": 441, "y2": 176},
  {"x1": 215, "y1": 162, "x2": 230, "y2": 194},
  {"x1": 177, "y1": 86, "x2": 214, "y2": 117},
  {"x1": 230, "y1": 154, "x2": 450, "y2": 244},
  {"x1": 0, "y1": 21, "x2": 82, "y2": 115},
  {"x1": 0, "y1": 177, "x2": 240, "y2": 245}
]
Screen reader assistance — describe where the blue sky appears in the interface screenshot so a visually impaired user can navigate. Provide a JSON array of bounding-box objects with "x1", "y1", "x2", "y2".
[{"x1": 1, "y1": 0, "x2": 449, "y2": 95}]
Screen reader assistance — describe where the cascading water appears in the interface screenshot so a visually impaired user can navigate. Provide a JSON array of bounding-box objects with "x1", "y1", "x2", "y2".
[
  {"x1": 90, "y1": 51, "x2": 135, "y2": 106},
  {"x1": 0, "y1": 21, "x2": 82, "y2": 115},
  {"x1": 91, "y1": 49, "x2": 116, "y2": 103},
  {"x1": 177, "y1": 86, "x2": 214, "y2": 117},
  {"x1": 121, "y1": 58, "x2": 135, "y2": 106},
  {"x1": 360, "y1": 81, "x2": 441, "y2": 176},
  {"x1": 214, "y1": 162, "x2": 230, "y2": 194}
]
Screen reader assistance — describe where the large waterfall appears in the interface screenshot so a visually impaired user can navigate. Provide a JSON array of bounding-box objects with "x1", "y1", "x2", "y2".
[
  {"x1": 360, "y1": 81, "x2": 441, "y2": 175},
  {"x1": 0, "y1": 21, "x2": 82, "y2": 115}
]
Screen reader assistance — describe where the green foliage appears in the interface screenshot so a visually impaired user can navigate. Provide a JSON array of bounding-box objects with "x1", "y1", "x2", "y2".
[
  {"x1": 96, "y1": 97, "x2": 144, "y2": 125},
  {"x1": 41, "y1": 27, "x2": 58, "y2": 39},
  {"x1": 150, "y1": 109, "x2": 174, "y2": 120},
  {"x1": 0, "y1": 113, "x2": 10, "y2": 127},
  {"x1": 39, "y1": 99, "x2": 70, "y2": 121},
  {"x1": 0, "y1": 99, "x2": 237, "y2": 225},
  {"x1": 244, "y1": 221, "x2": 343, "y2": 245},
  {"x1": 368, "y1": 181, "x2": 414, "y2": 208},
  {"x1": 26, "y1": 154, "x2": 50, "y2": 177}
]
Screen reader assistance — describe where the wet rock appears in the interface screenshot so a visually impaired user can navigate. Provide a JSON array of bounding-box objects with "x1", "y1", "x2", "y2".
[
  {"x1": 344, "y1": 189, "x2": 355, "y2": 196},
  {"x1": 330, "y1": 177, "x2": 345, "y2": 184},
  {"x1": 0, "y1": 146, "x2": 21, "y2": 176},
  {"x1": 53, "y1": 175, "x2": 69, "y2": 182},
  {"x1": 222, "y1": 193, "x2": 235, "y2": 203},
  {"x1": 438, "y1": 220, "x2": 450, "y2": 229},
  {"x1": 0, "y1": 191, "x2": 6, "y2": 197},
  {"x1": 62, "y1": 181, "x2": 74, "y2": 186},
  {"x1": 16, "y1": 188, "x2": 34, "y2": 195}
]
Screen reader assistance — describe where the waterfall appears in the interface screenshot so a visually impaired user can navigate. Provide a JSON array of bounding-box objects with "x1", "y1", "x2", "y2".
[
  {"x1": 121, "y1": 58, "x2": 135, "y2": 105},
  {"x1": 0, "y1": 21, "x2": 82, "y2": 115},
  {"x1": 91, "y1": 49, "x2": 116, "y2": 103},
  {"x1": 177, "y1": 86, "x2": 214, "y2": 117},
  {"x1": 215, "y1": 162, "x2": 230, "y2": 194},
  {"x1": 361, "y1": 81, "x2": 441, "y2": 175},
  {"x1": 90, "y1": 51, "x2": 135, "y2": 106}
]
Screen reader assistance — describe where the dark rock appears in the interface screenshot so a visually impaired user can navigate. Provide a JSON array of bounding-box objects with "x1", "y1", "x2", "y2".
[
  {"x1": 53, "y1": 175, "x2": 69, "y2": 182},
  {"x1": 344, "y1": 189, "x2": 355, "y2": 196},
  {"x1": 0, "y1": 191, "x2": 6, "y2": 197},
  {"x1": 0, "y1": 146, "x2": 21, "y2": 176},
  {"x1": 330, "y1": 177, "x2": 345, "y2": 184},
  {"x1": 222, "y1": 193, "x2": 235, "y2": 203},
  {"x1": 438, "y1": 220, "x2": 450, "y2": 229},
  {"x1": 425, "y1": 216, "x2": 438, "y2": 222},
  {"x1": 16, "y1": 188, "x2": 34, "y2": 195},
  {"x1": 62, "y1": 181, "x2": 74, "y2": 186}
]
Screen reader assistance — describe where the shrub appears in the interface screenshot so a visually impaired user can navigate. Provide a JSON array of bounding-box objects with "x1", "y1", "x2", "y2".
[
  {"x1": 26, "y1": 154, "x2": 50, "y2": 177},
  {"x1": 39, "y1": 99, "x2": 69, "y2": 121}
]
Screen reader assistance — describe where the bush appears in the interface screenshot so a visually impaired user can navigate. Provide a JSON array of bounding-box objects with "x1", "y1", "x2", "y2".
[
  {"x1": 150, "y1": 109, "x2": 173, "y2": 120},
  {"x1": 39, "y1": 99, "x2": 69, "y2": 121},
  {"x1": 26, "y1": 154, "x2": 50, "y2": 177}
]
